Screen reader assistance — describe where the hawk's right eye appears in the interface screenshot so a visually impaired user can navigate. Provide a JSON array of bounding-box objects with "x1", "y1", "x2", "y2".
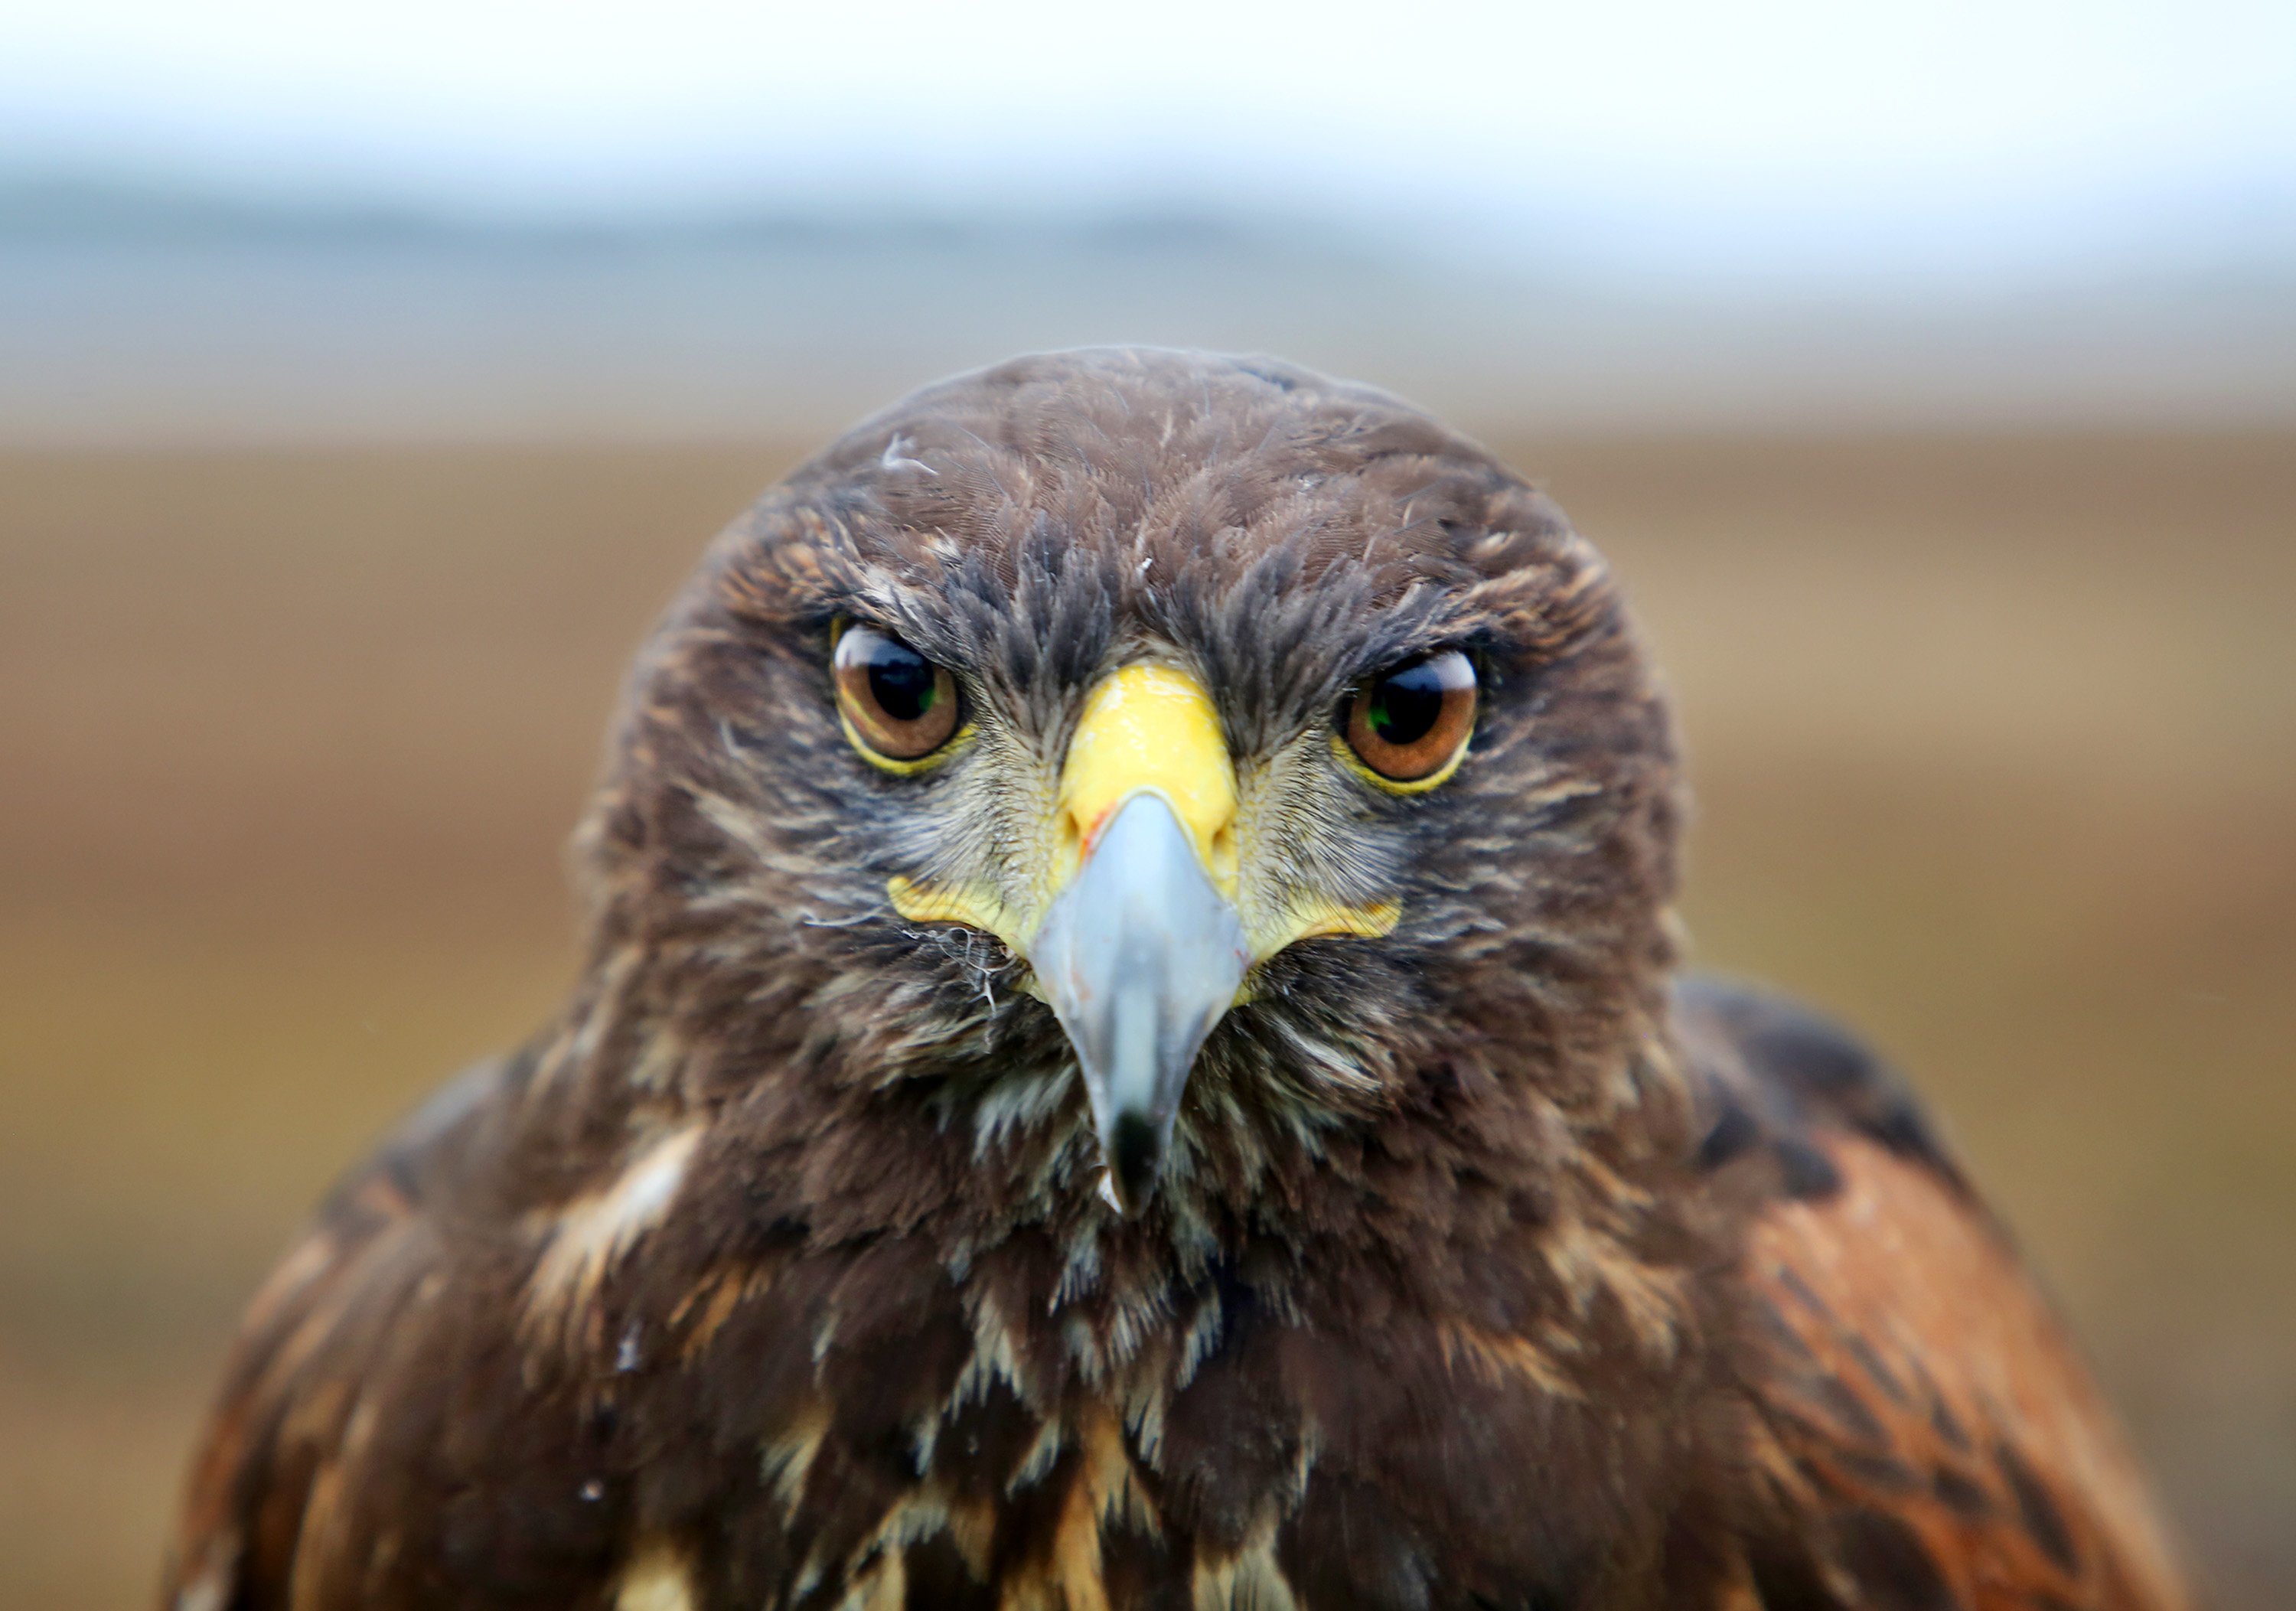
[{"x1": 835, "y1": 626, "x2": 960, "y2": 763}]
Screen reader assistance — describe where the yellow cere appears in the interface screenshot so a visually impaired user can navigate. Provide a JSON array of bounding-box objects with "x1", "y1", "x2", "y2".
[
  {"x1": 1264, "y1": 896, "x2": 1401, "y2": 947},
  {"x1": 884, "y1": 874, "x2": 1020, "y2": 939},
  {"x1": 1226, "y1": 892, "x2": 1405, "y2": 1004},
  {"x1": 883, "y1": 660, "x2": 1405, "y2": 971},
  {"x1": 1056, "y1": 663, "x2": 1239, "y2": 896}
]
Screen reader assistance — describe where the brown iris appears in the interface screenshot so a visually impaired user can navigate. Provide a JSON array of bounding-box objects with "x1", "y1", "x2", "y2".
[
  {"x1": 1343, "y1": 650, "x2": 1476, "y2": 784},
  {"x1": 835, "y1": 625, "x2": 960, "y2": 761}
]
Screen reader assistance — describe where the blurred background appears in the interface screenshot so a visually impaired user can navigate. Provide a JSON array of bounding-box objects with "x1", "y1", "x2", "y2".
[{"x1": 2, "y1": 1, "x2": 2291, "y2": 1604}]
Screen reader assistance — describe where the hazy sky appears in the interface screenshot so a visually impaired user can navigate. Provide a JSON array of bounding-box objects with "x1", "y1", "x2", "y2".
[
  {"x1": 4, "y1": 0, "x2": 2292, "y2": 438},
  {"x1": 3, "y1": 0, "x2": 2292, "y2": 275}
]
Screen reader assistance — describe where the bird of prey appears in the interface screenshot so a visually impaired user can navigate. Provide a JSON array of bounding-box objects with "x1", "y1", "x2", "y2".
[{"x1": 165, "y1": 348, "x2": 2190, "y2": 1610}]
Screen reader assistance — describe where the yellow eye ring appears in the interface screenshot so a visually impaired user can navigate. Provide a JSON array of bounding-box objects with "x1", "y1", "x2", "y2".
[
  {"x1": 833, "y1": 621, "x2": 970, "y2": 772},
  {"x1": 1335, "y1": 650, "x2": 1476, "y2": 794}
]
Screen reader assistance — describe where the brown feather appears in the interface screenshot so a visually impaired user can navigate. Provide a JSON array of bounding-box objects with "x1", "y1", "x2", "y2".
[
  {"x1": 1678, "y1": 978, "x2": 2192, "y2": 1609},
  {"x1": 1738, "y1": 1133, "x2": 2188, "y2": 1610},
  {"x1": 161, "y1": 349, "x2": 2190, "y2": 1611}
]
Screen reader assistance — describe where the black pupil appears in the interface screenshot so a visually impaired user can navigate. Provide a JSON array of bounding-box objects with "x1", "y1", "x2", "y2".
[
  {"x1": 1367, "y1": 660, "x2": 1446, "y2": 745},
  {"x1": 866, "y1": 643, "x2": 938, "y2": 722}
]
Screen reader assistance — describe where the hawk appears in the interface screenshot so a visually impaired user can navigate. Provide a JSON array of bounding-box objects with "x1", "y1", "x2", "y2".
[{"x1": 165, "y1": 349, "x2": 2190, "y2": 1610}]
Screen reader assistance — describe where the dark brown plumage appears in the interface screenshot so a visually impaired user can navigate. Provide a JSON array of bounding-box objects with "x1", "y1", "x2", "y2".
[{"x1": 163, "y1": 348, "x2": 2190, "y2": 1610}]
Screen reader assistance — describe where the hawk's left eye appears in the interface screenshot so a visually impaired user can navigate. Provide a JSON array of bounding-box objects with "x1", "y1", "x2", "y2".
[
  {"x1": 836, "y1": 625, "x2": 960, "y2": 762},
  {"x1": 1342, "y1": 650, "x2": 1476, "y2": 785}
]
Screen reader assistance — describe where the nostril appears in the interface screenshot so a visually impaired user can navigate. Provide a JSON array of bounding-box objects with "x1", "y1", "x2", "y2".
[
  {"x1": 1052, "y1": 801, "x2": 1091, "y2": 887},
  {"x1": 1206, "y1": 821, "x2": 1240, "y2": 892}
]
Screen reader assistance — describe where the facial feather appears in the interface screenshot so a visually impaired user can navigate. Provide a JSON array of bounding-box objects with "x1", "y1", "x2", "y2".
[{"x1": 168, "y1": 350, "x2": 1765, "y2": 1611}]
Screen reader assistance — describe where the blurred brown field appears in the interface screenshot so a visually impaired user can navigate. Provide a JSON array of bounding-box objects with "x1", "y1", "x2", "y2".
[{"x1": 2, "y1": 432, "x2": 2291, "y2": 1608}]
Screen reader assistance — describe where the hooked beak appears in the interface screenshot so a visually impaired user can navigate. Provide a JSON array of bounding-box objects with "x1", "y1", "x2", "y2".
[
  {"x1": 885, "y1": 660, "x2": 1397, "y2": 1215},
  {"x1": 1028, "y1": 791, "x2": 1249, "y2": 1214}
]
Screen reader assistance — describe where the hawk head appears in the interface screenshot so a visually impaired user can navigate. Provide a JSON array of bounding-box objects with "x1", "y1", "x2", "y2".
[
  {"x1": 571, "y1": 347, "x2": 1684, "y2": 1230},
  {"x1": 164, "y1": 348, "x2": 2196, "y2": 1611}
]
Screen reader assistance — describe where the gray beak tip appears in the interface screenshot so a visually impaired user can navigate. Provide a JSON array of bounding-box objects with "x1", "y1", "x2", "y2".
[{"x1": 1028, "y1": 792, "x2": 1248, "y2": 1215}]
